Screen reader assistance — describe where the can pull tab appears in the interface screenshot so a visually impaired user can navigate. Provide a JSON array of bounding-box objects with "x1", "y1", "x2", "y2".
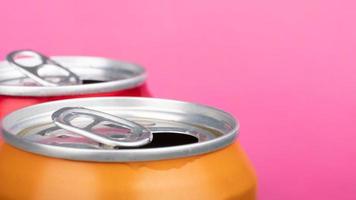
[
  {"x1": 6, "y1": 50, "x2": 81, "y2": 86},
  {"x1": 51, "y1": 107, "x2": 153, "y2": 147}
]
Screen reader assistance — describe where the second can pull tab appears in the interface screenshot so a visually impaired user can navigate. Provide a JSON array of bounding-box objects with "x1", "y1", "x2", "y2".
[
  {"x1": 52, "y1": 107, "x2": 153, "y2": 148},
  {"x1": 6, "y1": 50, "x2": 81, "y2": 86}
]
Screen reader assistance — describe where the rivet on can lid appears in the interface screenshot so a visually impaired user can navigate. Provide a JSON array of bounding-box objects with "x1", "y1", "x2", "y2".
[{"x1": 6, "y1": 50, "x2": 82, "y2": 86}]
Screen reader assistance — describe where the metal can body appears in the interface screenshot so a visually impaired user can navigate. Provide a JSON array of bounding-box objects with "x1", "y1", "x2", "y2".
[
  {"x1": 0, "y1": 97, "x2": 257, "y2": 199},
  {"x1": 0, "y1": 142, "x2": 256, "y2": 200},
  {"x1": 0, "y1": 84, "x2": 151, "y2": 119},
  {"x1": 0, "y1": 54, "x2": 150, "y2": 119}
]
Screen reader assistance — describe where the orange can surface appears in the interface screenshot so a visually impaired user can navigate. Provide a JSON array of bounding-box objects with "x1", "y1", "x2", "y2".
[
  {"x1": 0, "y1": 142, "x2": 256, "y2": 200},
  {"x1": 0, "y1": 97, "x2": 257, "y2": 200}
]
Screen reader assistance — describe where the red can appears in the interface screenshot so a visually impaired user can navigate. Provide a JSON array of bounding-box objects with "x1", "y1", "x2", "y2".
[{"x1": 0, "y1": 50, "x2": 151, "y2": 119}]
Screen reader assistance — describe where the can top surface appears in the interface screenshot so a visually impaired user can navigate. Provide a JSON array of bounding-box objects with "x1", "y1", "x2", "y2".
[
  {"x1": 0, "y1": 55, "x2": 146, "y2": 96},
  {"x1": 1, "y1": 97, "x2": 238, "y2": 162}
]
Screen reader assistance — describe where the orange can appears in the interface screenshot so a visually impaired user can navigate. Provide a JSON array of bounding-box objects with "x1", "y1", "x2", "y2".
[
  {"x1": 0, "y1": 97, "x2": 257, "y2": 200},
  {"x1": 0, "y1": 50, "x2": 151, "y2": 119}
]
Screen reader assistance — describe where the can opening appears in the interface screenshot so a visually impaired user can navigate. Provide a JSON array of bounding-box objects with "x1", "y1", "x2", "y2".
[
  {"x1": 119, "y1": 132, "x2": 198, "y2": 149},
  {"x1": 81, "y1": 80, "x2": 106, "y2": 84}
]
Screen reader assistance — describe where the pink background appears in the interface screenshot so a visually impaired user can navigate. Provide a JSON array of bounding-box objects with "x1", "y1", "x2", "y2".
[{"x1": 1, "y1": 0, "x2": 356, "y2": 199}]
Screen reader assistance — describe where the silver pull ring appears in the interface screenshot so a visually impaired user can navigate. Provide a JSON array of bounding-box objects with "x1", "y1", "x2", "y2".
[
  {"x1": 52, "y1": 107, "x2": 153, "y2": 147},
  {"x1": 6, "y1": 50, "x2": 81, "y2": 86}
]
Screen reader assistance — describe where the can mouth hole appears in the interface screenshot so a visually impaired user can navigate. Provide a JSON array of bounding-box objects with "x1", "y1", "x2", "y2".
[
  {"x1": 120, "y1": 132, "x2": 199, "y2": 149},
  {"x1": 81, "y1": 79, "x2": 106, "y2": 84}
]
